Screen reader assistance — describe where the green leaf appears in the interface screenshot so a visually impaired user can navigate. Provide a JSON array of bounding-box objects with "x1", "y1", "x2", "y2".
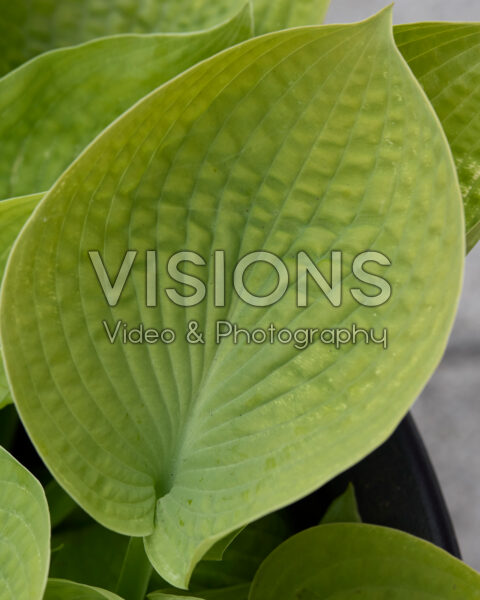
[
  {"x1": 253, "y1": 0, "x2": 330, "y2": 35},
  {"x1": 0, "y1": 6, "x2": 252, "y2": 199},
  {"x1": 395, "y1": 22, "x2": 480, "y2": 252},
  {"x1": 467, "y1": 220, "x2": 480, "y2": 252},
  {"x1": 249, "y1": 524, "x2": 480, "y2": 599},
  {"x1": 0, "y1": 192, "x2": 43, "y2": 407},
  {"x1": 0, "y1": 7, "x2": 464, "y2": 588},
  {"x1": 0, "y1": 0, "x2": 257, "y2": 77},
  {"x1": 320, "y1": 483, "x2": 361, "y2": 524},
  {"x1": 0, "y1": 0, "x2": 332, "y2": 78},
  {"x1": 45, "y1": 579, "x2": 124, "y2": 600},
  {"x1": 0, "y1": 446, "x2": 50, "y2": 600},
  {"x1": 50, "y1": 521, "x2": 129, "y2": 591}
]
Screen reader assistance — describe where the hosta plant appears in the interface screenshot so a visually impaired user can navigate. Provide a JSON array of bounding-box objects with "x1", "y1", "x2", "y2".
[{"x1": 0, "y1": 1, "x2": 479, "y2": 599}]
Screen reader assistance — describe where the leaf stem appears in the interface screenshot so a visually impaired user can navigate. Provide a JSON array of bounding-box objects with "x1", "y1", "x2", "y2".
[{"x1": 115, "y1": 537, "x2": 152, "y2": 600}]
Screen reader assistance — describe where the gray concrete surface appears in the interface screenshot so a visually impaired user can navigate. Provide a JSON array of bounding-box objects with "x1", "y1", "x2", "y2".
[
  {"x1": 325, "y1": 0, "x2": 480, "y2": 570},
  {"x1": 326, "y1": 0, "x2": 480, "y2": 23}
]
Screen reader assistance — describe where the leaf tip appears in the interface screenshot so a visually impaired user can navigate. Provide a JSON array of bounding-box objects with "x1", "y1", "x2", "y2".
[{"x1": 364, "y1": 4, "x2": 394, "y2": 31}]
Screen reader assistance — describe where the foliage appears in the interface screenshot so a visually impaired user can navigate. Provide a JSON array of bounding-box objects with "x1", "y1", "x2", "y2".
[{"x1": 0, "y1": 1, "x2": 478, "y2": 599}]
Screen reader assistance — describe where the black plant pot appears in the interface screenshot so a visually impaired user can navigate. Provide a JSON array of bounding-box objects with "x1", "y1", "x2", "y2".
[{"x1": 288, "y1": 413, "x2": 461, "y2": 558}]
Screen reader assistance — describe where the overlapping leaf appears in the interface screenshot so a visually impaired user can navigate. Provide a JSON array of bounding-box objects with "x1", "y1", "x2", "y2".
[
  {"x1": 0, "y1": 0, "x2": 247, "y2": 76},
  {"x1": 0, "y1": 3, "x2": 248, "y2": 398},
  {"x1": 249, "y1": 524, "x2": 480, "y2": 598},
  {"x1": 0, "y1": 446, "x2": 50, "y2": 600},
  {"x1": 0, "y1": 7, "x2": 464, "y2": 588},
  {"x1": 0, "y1": 0, "x2": 331, "y2": 76},
  {"x1": 0, "y1": 4, "x2": 250, "y2": 405},
  {"x1": 395, "y1": 23, "x2": 480, "y2": 252},
  {"x1": 0, "y1": 6, "x2": 252, "y2": 198}
]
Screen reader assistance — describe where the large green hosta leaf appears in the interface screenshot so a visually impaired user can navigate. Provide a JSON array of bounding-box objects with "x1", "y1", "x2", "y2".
[
  {"x1": 45, "y1": 579, "x2": 123, "y2": 600},
  {"x1": 249, "y1": 524, "x2": 480, "y2": 598},
  {"x1": 0, "y1": 446, "x2": 50, "y2": 600},
  {"x1": 0, "y1": 193, "x2": 44, "y2": 407},
  {"x1": 395, "y1": 23, "x2": 480, "y2": 252},
  {"x1": 0, "y1": 7, "x2": 464, "y2": 588},
  {"x1": 0, "y1": 7, "x2": 252, "y2": 198}
]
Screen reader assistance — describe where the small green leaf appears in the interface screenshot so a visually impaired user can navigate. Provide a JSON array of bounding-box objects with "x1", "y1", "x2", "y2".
[
  {"x1": 0, "y1": 7, "x2": 464, "y2": 588},
  {"x1": 467, "y1": 220, "x2": 480, "y2": 252},
  {"x1": 202, "y1": 528, "x2": 245, "y2": 561},
  {"x1": 395, "y1": 22, "x2": 480, "y2": 252},
  {"x1": 188, "y1": 512, "x2": 292, "y2": 590},
  {"x1": 253, "y1": 0, "x2": 330, "y2": 35},
  {"x1": 0, "y1": 446, "x2": 50, "y2": 600},
  {"x1": 320, "y1": 483, "x2": 361, "y2": 524},
  {"x1": 45, "y1": 579, "x2": 124, "y2": 600},
  {"x1": 0, "y1": 192, "x2": 42, "y2": 408},
  {"x1": 0, "y1": 6, "x2": 252, "y2": 198},
  {"x1": 249, "y1": 524, "x2": 480, "y2": 599}
]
